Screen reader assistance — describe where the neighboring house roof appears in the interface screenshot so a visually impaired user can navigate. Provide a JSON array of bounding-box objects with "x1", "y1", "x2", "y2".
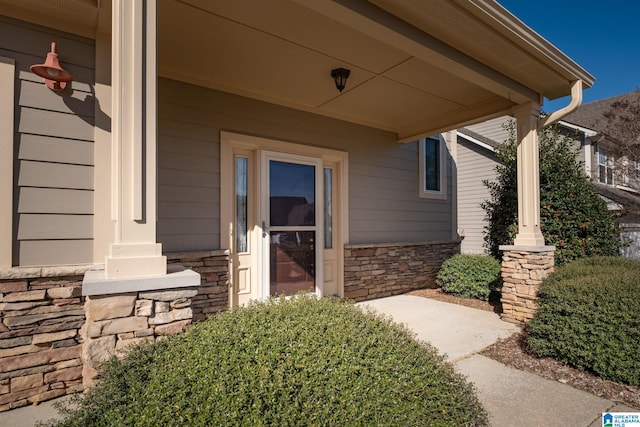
[
  {"x1": 592, "y1": 182, "x2": 640, "y2": 224},
  {"x1": 562, "y1": 91, "x2": 640, "y2": 143},
  {"x1": 458, "y1": 128, "x2": 500, "y2": 150}
]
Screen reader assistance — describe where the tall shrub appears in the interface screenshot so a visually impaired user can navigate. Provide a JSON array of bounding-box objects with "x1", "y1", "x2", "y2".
[{"x1": 483, "y1": 122, "x2": 621, "y2": 265}]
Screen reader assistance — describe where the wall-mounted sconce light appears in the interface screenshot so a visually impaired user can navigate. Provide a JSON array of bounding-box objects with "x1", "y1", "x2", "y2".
[
  {"x1": 331, "y1": 67, "x2": 350, "y2": 93},
  {"x1": 30, "y1": 42, "x2": 74, "y2": 91}
]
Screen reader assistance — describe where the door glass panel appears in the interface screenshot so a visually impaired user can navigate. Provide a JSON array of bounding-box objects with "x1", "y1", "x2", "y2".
[
  {"x1": 270, "y1": 231, "x2": 315, "y2": 296},
  {"x1": 235, "y1": 156, "x2": 248, "y2": 253},
  {"x1": 324, "y1": 168, "x2": 332, "y2": 249},
  {"x1": 269, "y1": 161, "x2": 315, "y2": 226}
]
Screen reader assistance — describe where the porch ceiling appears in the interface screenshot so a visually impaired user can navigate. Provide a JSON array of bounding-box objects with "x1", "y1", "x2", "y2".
[
  {"x1": 2, "y1": 0, "x2": 594, "y2": 142},
  {"x1": 157, "y1": 0, "x2": 509, "y2": 140},
  {"x1": 157, "y1": 0, "x2": 592, "y2": 141}
]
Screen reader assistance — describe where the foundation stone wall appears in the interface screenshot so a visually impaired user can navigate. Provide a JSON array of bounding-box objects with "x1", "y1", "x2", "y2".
[
  {"x1": 0, "y1": 267, "x2": 93, "y2": 411},
  {"x1": 81, "y1": 287, "x2": 198, "y2": 387},
  {"x1": 0, "y1": 250, "x2": 230, "y2": 410},
  {"x1": 166, "y1": 250, "x2": 229, "y2": 321},
  {"x1": 82, "y1": 250, "x2": 229, "y2": 386},
  {"x1": 344, "y1": 241, "x2": 460, "y2": 302}
]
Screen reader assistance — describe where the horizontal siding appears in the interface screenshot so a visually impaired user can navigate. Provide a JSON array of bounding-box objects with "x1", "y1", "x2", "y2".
[
  {"x1": 158, "y1": 202, "x2": 219, "y2": 219},
  {"x1": 18, "y1": 188, "x2": 93, "y2": 214},
  {"x1": 18, "y1": 161, "x2": 93, "y2": 190},
  {"x1": 158, "y1": 78, "x2": 454, "y2": 251},
  {"x1": 17, "y1": 240, "x2": 93, "y2": 266},
  {"x1": 457, "y1": 137, "x2": 500, "y2": 254},
  {"x1": 18, "y1": 133, "x2": 94, "y2": 165},
  {"x1": 17, "y1": 214, "x2": 92, "y2": 240},
  {"x1": 2, "y1": 16, "x2": 96, "y2": 266},
  {"x1": 158, "y1": 185, "x2": 219, "y2": 203},
  {"x1": 466, "y1": 116, "x2": 512, "y2": 144},
  {"x1": 157, "y1": 219, "x2": 219, "y2": 236},
  {"x1": 18, "y1": 107, "x2": 94, "y2": 141},
  {"x1": 19, "y1": 79, "x2": 95, "y2": 117}
]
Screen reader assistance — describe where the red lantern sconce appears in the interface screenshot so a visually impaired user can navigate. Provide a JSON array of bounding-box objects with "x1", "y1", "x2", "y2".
[{"x1": 30, "y1": 42, "x2": 74, "y2": 91}]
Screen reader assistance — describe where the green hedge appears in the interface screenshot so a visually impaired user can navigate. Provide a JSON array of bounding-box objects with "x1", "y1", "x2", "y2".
[
  {"x1": 436, "y1": 254, "x2": 501, "y2": 301},
  {"x1": 527, "y1": 257, "x2": 640, "y2": 385},
  {"x1": 46, "y1": 296, "x2": 487, "y2": 427},
  {"x1": 483, "y1": 123, "x2": 621, "y2": 266}
]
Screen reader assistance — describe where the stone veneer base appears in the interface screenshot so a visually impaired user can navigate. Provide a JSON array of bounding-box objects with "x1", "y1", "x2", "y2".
[
  {"x1": 0, "y1": 250, "x2": 230, "y2": 411},
  {"x1": 499, "y1": 245, "x2": 555, "y2": 324},
  {"x1": 344, "y1": 241, "x2": 460, "y2": 302}
]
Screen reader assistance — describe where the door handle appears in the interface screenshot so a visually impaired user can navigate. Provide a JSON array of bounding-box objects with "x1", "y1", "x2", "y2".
[{"x1": 262, "y1": 220, "x2": 267, "y2": 238}]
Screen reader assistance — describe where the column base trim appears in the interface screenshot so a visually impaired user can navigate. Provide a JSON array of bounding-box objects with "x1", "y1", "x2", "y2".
[
  {"x1": 499, "y1": 245, "x2": 555, "y2": 252},
  {"x1": 83, "y1": 268, "x2": 200, "y2": 296}
]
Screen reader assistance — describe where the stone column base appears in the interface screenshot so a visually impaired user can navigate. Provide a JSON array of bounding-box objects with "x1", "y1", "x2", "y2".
[
  {"x1": 81, "y1": 287, "x2": 198, "y2": 388},
  {"x1": 499, "y1": 245, "x2": 555, "y2": 324}
]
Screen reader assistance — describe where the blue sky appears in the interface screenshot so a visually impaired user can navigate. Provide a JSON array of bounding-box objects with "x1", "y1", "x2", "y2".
[{"x1": 498, "y1": 1, "x2": 640, "y2": 112}]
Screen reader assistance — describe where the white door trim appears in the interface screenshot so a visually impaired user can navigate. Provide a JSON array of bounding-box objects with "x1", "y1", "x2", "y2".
[
  {"x1": 260, "y1": 150, "x2": 324, "y2": 299},
  {"x1": 220, "y1": 131, "x2": 349, "y2": 304}
]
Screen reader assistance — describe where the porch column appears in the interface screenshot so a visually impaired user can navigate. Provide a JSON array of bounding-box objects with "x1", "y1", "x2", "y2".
[
  {"x1": 500, "y1": 102, "x2": 555, "y2": 324},
  {"x1": 105, "y1": 0, "x2": 166, "y2": 278},
  {"x1": 512, "y1": 102, "x2": 545, "y2": 246}
]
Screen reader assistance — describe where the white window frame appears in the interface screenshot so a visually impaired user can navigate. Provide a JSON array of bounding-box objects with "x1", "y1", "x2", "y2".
[
  {"x1": 598, "y1": 145, "x2": 614, "y2": 185},
  {"x1": 419, "y1": 136, "x2": 447, "y2": 200}
]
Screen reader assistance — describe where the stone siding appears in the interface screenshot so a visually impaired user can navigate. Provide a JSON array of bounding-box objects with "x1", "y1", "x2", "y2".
[
  {"x1": 0, "y1": 250, "x2": 230, "y2": 411},
  {"x1": 344, "y1": 241, "x2": 460, "y2": 302},
  {"x1": 81, "y1": 287, "x2": 198, "y2": 387},
  {"x1": 83, "y1": 250, "x2": 229, "y2": 387},
  {"x1": 166, "y1": 250, "x2": 229, "y2": 321},
  {"x1": 0, "y1": 270, "x2": 88, "y2": 412},
  {"x1": 500, "y1": 247, "x2": 555, "y2": 324}
]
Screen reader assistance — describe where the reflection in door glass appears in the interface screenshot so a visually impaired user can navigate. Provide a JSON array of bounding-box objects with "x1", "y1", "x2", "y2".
[
  {"x1": 270, "y1": 231, "x2": 315, "y2": 296},
  {"x1": 235, "y1": 157, "x2": 248, "y2": 253},
  {"x1": 269, "y1": 161, "x2": 315, "y2": 226}
]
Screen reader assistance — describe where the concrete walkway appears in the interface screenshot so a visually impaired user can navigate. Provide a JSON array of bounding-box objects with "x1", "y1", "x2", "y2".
[
  {"x1": 362, "y1": 295, "x2": 638, "y2": 427},
  {"x1": 3, "y1": 294, "x2": 638, "y2": 426},
  {"x1": 0, "y1": 395, "x2": 72, "y2": 427}
]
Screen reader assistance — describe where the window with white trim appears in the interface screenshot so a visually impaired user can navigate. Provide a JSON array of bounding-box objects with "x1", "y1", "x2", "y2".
[
  {"x1": 419, "y1": 136, "x2": 446, "y2": 199},
  {"x1": 598, "y1": 146, "x2": 614, "y2": 185}
]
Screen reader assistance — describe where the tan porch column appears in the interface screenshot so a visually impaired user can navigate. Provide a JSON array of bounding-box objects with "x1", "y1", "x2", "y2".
[
  {"x1": 105, "y1": 0, "x2": 165, "y2": 278},
  {"x1": 512, "y1": 102, "x2": 545, "y2": 247},
  {"x1": 500, "y1": 102, "x2": 555, "y2": 324}
]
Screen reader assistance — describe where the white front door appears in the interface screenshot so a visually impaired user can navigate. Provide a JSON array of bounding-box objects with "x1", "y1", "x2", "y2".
[
  {"x1": 260, "y1": 151, "x2": 323, "y2": 298},
  {"x1": 221, "y1": 132, "x2": 347, "y2": 307}
]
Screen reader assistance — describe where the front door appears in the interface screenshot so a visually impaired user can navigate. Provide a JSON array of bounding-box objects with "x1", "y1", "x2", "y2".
[
  {"x1": 261, "y1": 152, "x2": 323, "y2": 298},
  {"x1": 222, "y1": 132, "x2": 346, "y2": 307}
]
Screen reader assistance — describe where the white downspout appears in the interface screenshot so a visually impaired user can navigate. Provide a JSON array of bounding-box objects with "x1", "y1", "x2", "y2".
[{"x1": 538, "y1": 80, "x2": 583, "y2": 128}]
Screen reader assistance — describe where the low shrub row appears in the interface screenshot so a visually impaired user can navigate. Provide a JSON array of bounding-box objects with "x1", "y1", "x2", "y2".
[
  {"x1": 45, "y1": 296, "x2": 488, "y2": 426},
  {"x1": 527, "y1": 257, "x2": 640, "y2": 386},
  {"x1": 436, "y1": 254, "x2": 501, "y2": 301}
]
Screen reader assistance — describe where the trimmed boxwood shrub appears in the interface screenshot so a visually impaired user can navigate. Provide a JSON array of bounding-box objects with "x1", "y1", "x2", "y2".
[
  {"x1": 527, "y1": 257, "x2": 640, "y2": 385},
  {"x1": 46, "y1": 296, "x2": 488, "y2": 427},
  {"x1": 436, "y1": 254, "x2": 501, "y2": 301}
]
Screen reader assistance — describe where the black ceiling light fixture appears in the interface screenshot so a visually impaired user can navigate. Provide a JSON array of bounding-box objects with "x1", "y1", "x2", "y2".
[{"x1": 331, "y1": 67, "x2": 350, "y2": 93}]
